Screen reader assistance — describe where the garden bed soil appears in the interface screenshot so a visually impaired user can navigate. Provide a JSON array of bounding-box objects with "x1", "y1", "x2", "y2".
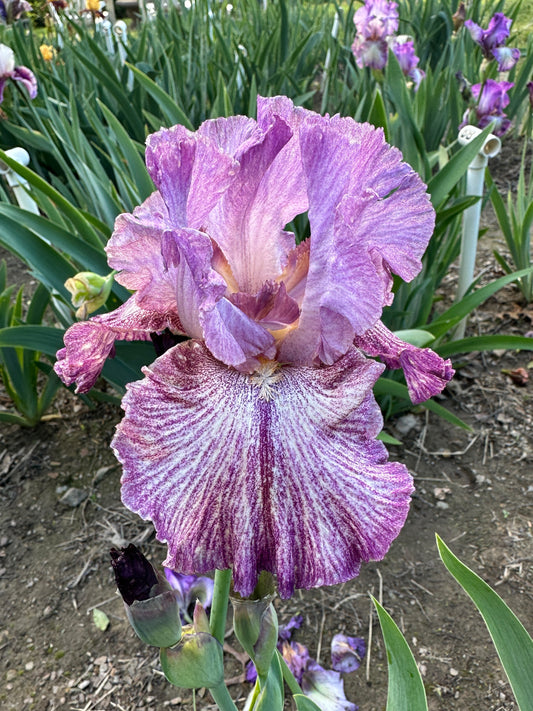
[{"x1": 0, "y1": 138, "x2": 532, "y2": 711}]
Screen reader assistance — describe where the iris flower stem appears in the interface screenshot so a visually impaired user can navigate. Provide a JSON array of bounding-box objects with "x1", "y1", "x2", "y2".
[
  {"x1": 210, "y1": 568, "x2": 232, "y2": 645},
  {"x1": 210, "y1": 681, "x2": 238, "y2": 711},
  {"x1": 276, "y1": 649, "x2": 303, "y2": 696}
]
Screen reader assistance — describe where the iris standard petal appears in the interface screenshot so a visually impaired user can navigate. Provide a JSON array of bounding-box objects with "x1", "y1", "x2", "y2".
[
  {"x1": 54, "y1": 297, "x2": 184, "y2": 393},
  {"x1": 146, "y1": 124, "x2": 238, "y2": 229},
  {"x1": 280, "y1": 118, "x2": 434, "y2": 366},
  {"x1": 203, "y1": 112, "x2": 308, "y2": 292},
  {"x1": 354, "y1": 320, "x2": 454, "y2": 404},
  {"x1": 106, "y1": 193, "x2": 179, "y2": 314},
  {"x1": 114, "y1": 341, "x2": 413, "y2": 599}
]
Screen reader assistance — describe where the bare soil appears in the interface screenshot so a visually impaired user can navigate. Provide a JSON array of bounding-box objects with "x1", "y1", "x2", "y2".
[{"x1": 0, "y1": 139, "x2": 532, "y2": 711}]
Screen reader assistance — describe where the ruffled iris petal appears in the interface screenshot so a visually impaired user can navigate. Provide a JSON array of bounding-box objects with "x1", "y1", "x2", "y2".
[
  {"x1": 203, "y1": 112, "x2": 308, "y2": 292},
  {"x1": 114, "y1": 341, "x2": 413, "y2": 598},
  {"x1": 354, "y1": 320, "x2": 454, "y2": 404},
  {"x1": 54, "y1": 297, "x2": 184, "y2": 393},
  {"x1": 280, "y1": 117, "x2": 433, "y2": 366}
]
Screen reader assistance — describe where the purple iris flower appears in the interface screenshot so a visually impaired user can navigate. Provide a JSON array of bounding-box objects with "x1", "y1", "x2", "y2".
[
  {"x1": 0, "y1": 44, "x2": 37, "y2": 103},
  {"x1": 472, "y1": 79, "x2": 514, "y2": 136},
  {"x1": 164, "y1": 568, "x2": 214, "y2": 621},
  {"x1": 391, "y1": 39, "x2": 425, "y2": 90},
  {"x1": 464, "y1": 12, "x2": 512, "y2": 58},
  {"x1": 352, "y1": 0, "x2": 398, "y2": 69},
  {"x1": 54, "y1": 96, "x2": 453, "y2": 599},
  {"x1": 354, "y1": 0, "x2": 399, "y2": 39},
  {"x1": 491, "y1": 46, "x2": 520, "y2": 72}
]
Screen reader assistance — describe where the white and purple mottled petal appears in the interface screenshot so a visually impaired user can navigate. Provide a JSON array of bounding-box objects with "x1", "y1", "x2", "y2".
[
  {"x1": 106, "y1": 193, "x2": 178, "y2": 313},
  {"x1": 54, "y1": 296, "x2": 184, "y2": 393},
  {"x1": 331, "y1": 634, "x2": 366, "y2": 673},
  {"x1": 354, "y1": 320, "x2": 454, "y2": 404},
  {"x1": 145, "y1": 124, "x2": 238, "y2": 229},
  {"x1": 114, "y1": 341, "x2": 413, "y2": 598},
  {"x1": 492, "y1": 46, "x2": 520, "y2": 72},
  {"x1": 12, "y1": 64, "x2": 37, "y2": 99},
  {"x1": 302, "y1": 662, "x2": 357, "y2": 711}
]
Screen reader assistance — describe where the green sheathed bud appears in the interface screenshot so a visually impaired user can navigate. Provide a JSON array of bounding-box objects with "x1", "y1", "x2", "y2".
[
  {"x1": 65, "y1": 270, "x2": 115, "y2": 319},
  {"x1": 230, "y1": 572, "x2": 278, "y2": 681},
  {"x1": 160, "y1": 604, "x2": 224, "y2": 689},
  {"x1": 110, "y1": 544, "x2": 182, "y2": 648}
]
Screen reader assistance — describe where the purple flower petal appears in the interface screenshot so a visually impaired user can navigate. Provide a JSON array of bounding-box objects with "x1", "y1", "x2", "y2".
[
  {"x1": 302, "y1": 662, "x2": 357, "y2": 711},
  {"x1": 54, "y1": 296, "x2": 184, "y2": 393},
  {"x1": 354, "y1": 320, "x2": 454, "y2": 404},
  {"x1": 331, "y1": 634, "x2": 366, "y2": 673},
  {"x1": 281, "y1": 641, "x2": 311, "y2": 685},
  {"x1": 278, "y1": 614, "x2": 304, "y2": 641},
  {"x1": 351, "y1": 37, "x2": 389, "y2": 70},
  {"x1": 115, "y1": 341, "x2": 413, "y2": 598},
  {"x1": 164, "y1": 569, "x2": 214, "y2": 612},
  {"x1": 280, "y1": 118, "x2": 434, "y2": 366},
  {"x1": 491, "y1": 46, "x2": 521, "y2": 72},
  {"x1": 201, "y1": 111, "x2": 308, "y2": 293},
  {"x1": 12, "y1": 65, "x2": 37, "y2": 99}
]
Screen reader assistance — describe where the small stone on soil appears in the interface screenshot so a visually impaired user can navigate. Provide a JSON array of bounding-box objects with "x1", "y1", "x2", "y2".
[{"x1": 59, "y1": 487, "x2": 88, "y2": 507}]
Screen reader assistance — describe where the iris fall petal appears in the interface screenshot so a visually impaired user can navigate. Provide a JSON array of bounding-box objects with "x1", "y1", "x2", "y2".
[{"x1": 114, "y1": 341, "x2": 413, "y2": 598}]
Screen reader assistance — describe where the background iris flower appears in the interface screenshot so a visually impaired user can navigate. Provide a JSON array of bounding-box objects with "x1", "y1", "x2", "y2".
[{"x1": 55, "y1": 97, "x2": 453, "y2": 599}]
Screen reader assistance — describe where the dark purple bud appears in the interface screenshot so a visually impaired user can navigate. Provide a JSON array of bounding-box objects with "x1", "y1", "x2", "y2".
[
  {"x1": 150, "y1": 329, "x2": 184, "y2": 357},
  {"x1": 110, "y1": 544, "x2": 159, "y2": 605}
]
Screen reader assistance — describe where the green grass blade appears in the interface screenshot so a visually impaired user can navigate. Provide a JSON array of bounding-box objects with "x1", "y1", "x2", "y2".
[
  {"x1": 372, "y1": 597, "x2": 428, "y2": 711},
  {"x1": 437, "y1": 536, "x2": 533, "y2": 711}
]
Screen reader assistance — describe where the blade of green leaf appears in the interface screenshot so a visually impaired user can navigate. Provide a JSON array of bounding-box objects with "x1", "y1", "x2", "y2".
[
  {"x1": 127, "y1": 64, "x2": 194, "y2": 130},
  {"x1": 437, "y1": 536, "x2": 533, "y2": 711},
  {"x1": 372, "y1": 597, "x2": 428, "y2": 711},
  {"x1": 0, "y1": 326, "x2": 66, "y2": 356},
  {"x1": 293, "y1": 695, "x2": 322, "y2": 711},
  {"x1": 427, "y1": 124, "x2": 492, "y2": 208},
  {"x1": 428, "y1": 267, "x2": 533, "y2": 339},
  {"x1": 437, "y1": 334, "x2": 533, "y2": 358},
  {"x1": 373, "y1": 377, "x2": 470, "y2": 429}
]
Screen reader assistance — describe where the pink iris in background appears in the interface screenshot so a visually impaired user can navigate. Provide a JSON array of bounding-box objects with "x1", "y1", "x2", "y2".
[
  {"x1": 391, "y1": 38, "x2": 425, "y2": 90},
  {"x1": 55, "y1": 96, "x2": 452, "y2": 599},
  {"x1": 351, "y1": 0, "x2": 399, "y2": 70},
  {"x1": 0, "y1": 44, "x2": 37, "y2": 103}
]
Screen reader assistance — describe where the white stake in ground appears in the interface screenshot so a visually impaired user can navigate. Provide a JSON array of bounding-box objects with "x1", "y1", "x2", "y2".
[{"x1": 454, "y1": 125, "x2": 501, "y2": 340}]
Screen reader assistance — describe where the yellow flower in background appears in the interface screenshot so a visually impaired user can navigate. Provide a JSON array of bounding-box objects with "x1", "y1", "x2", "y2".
[
  {"x1": 39, "y1": 44, "x2": 55, "y2": 62},
  {"x1": 86, "y1": 0, "x2": 100, "y2": 11}
]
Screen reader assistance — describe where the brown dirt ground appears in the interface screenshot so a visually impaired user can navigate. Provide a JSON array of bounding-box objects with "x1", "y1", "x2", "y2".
[{"x1": 0, "y1": 139, "x2": 532, "y2": 711}]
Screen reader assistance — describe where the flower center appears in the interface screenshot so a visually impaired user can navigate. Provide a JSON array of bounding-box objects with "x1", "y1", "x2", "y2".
[{"x1": 249, "y1": 359, "x2": 284, "y2": 401}]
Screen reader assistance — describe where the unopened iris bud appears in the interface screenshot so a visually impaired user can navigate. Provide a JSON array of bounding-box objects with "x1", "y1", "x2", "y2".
[
  {"x1": 452, "y1": 2, "x2": 465, "y2": 31},
  {"x1": 160, "y1": 603, "x2": 224, "y2": 689},
  {"x1": 65, "y1": 270, "x2": 115, "y2": 320},
  {"x1": 110, "y1": 544, "x2": 182, "y2": 648},
  {"x1": 230, "y1": 572, "x2": 278, "y2": 681}
]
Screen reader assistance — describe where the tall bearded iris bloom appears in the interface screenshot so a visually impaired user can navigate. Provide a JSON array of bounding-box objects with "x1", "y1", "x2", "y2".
[
  {"x1": 351, "y1": 0, "x2": 398, "y2": 70},
  {"x1": 55, "y1": 97, "x2": 452, "y2": 599},
  {"x1": 0, "y1": 44, "x2": 37, "y2": 103}
]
